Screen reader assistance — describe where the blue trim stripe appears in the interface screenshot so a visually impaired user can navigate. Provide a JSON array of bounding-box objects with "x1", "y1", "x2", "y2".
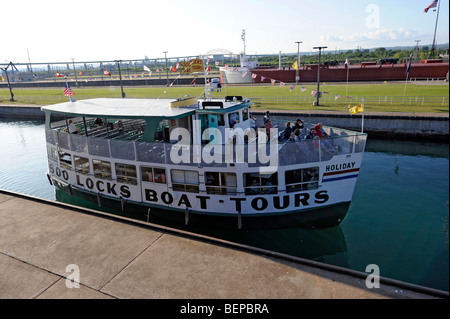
[{"x1": 322, "y1": 174, "x2": 359, "y2": 183}]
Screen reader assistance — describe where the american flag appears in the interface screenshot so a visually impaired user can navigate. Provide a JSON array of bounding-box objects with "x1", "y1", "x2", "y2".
[
  {"x1": 424, "y1": 0, "x2": 438, "y2": 12},
  {"x1": 63, "y1": 82, "x2": 74, "y2": 96}
]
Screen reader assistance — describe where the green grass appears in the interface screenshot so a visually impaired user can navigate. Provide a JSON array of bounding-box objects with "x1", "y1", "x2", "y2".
[{"x1": 1, "y1": 82, "x2": 448, "y2": 113}]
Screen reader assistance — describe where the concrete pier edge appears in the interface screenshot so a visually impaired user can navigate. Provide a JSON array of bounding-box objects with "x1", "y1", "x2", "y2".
[{"x1": 1, "y1": 188, "x2": 448, "y2": 299}]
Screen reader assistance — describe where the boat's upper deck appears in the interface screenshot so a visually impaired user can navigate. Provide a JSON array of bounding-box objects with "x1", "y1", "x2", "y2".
[
  {"x1": 41, "y1": 98, "x2": 196, "y2": 119},
  {"x1": 41, "y1": 97, "x2": 250, "y2": 119}
]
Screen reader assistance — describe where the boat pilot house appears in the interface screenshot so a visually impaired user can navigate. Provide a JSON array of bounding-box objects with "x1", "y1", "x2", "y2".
[{"x1": 42, "y1": 97, "x2": 367, "y2": 229}]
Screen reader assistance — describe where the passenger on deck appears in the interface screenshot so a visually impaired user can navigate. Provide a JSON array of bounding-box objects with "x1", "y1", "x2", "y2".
[
  {"x1": 94, "y1": 117, "x2": 104, "y2": 127},
  {"x1": 282, "y1": 122, "x2": 293, "y2": 140},
  {"x1": 263, "y1": 111, "x2": 270, "y2": 124},
  {"x1": 293, "y1": 119, "x2": 304, "y2": 131},
  {"x1": 250, "y1": 116, "x2": 258, "y2": 131},
  {"x1": 68, "y1": 120, "x2": 78, "y2": 134},
  {"x1": 288, "y1": 132, "x2": 296, "y2": 142},
  {"x1": 304, "y1": 127, "x2": 316, "y2": 140},
  {"x1": 293, "y1": 128, "x2": 303, "y2": 141},
  {"x1": 264, "y1": 120, "x2": 273, "y2": 139},
  {"x1": 314, "y1": 122, "x2": 335, "y2": 153}
]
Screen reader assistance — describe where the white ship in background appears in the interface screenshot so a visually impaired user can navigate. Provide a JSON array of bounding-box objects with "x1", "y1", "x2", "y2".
[{"x1": 219, "y1": 30, "x2": 260, "y2": 84}]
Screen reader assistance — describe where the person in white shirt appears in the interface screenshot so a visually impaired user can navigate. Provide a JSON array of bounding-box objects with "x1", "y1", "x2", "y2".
[{"x1": 68, "y1": 120, "x2": 78, "y2": 134}]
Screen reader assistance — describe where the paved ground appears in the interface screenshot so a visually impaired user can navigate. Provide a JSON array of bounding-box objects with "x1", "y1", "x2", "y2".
[{"x1": 0, "y1": 190, "x2": 445, "y2": 300}]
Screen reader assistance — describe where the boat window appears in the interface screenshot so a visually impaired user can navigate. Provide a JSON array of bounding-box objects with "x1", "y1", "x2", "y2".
[
  {"x1": 205, "y1": 172, "x2": 237, "y2": 195},
  {"x1": 285, "y1": 167, "x2": 319, "y2": 192},
  {"x1": 59, "y1": 152, "x2": 72, "y2": 169},
  {"x1": 217, "y1": 114, "x2": 225, "y2": 126},
  {"x1": 242, "y1": 108, "x2": 248, "y2": 121},
  {"x1": 74, "y1": 156, "x2": 90, "y2": 175},
  {"x1": 49, "y1": 113, "x2": 67, "y2": 130},
  {"x1": 115, "y1": 163, "x2": 138, "y2": 185},
  {"x1": 141, "y1": 166, "x2": 167, "y2": 184},
  {"x1": 171, "y1": 169, "x2": 199, "y2": 193},
  {"x1": 228, "y1": 112, "x2": 240, "y2": 126},
  {"x1": 154, "y1": 119, "x2": 169, "y2": 142},
  {"x1": 93, "y1": 159, "x2": 112, "y2": 180},
  {"x1": 244, "y1": 172, "x2": 278, "y2": 195},
  {"x1": 47, "y1": 146, "x2": 58, "y2": 163}
]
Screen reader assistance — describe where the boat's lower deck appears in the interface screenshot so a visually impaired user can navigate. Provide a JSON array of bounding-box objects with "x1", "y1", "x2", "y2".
[{"x1": 52, "y1": 177, "x2": 351, "y2": 230}]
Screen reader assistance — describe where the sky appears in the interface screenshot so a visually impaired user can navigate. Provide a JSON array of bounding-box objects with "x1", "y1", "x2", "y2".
[{"x1": 1, "y1": 0, "x2": 449, "y2": 64}]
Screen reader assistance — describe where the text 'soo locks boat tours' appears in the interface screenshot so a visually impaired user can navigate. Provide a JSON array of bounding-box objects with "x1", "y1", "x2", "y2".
[{"x1": 42, "y1": 96, "x2": 367, "y2": 229}]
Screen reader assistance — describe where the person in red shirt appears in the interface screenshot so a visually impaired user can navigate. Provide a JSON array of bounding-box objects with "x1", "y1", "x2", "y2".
[{"x1": 313, "y1": 122, "x2": 334, "y2": 156}]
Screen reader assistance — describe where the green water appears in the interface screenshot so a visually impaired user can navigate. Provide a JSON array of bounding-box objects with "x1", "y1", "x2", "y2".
[{"x1": 0, "y1": 118, "x2": 448, "y2": 292}]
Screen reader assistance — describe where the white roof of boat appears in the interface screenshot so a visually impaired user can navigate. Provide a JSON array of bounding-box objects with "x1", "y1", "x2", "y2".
[{"x1": 41, "y1": 98, "x2": 196, "y2": 118}]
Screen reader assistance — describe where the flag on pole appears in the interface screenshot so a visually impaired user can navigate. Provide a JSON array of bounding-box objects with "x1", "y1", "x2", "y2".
[
  {"x1": 292, "y1": 61, "x2": 298, "y2": 70},
  {"x1": 311, "y1": 90, "x2": 317, "y2": 96},
  {"x1": 300, "y1": 87, "x2": 307, "y2": 92},
  {"x1": 63, "y1": 81, "x2": 76, "y2": 102},
  {"x1": 63, "y1": 82, "x2": 74, "y2": 96},
  {"x1": 56, "y1": 72, "x2": 65, "y2": 77},
  {"x1": 289, "y1": 84, "x2": 295, "y2": 91},
  {"x1": 335, "y1": 95, "x2": 341, "y2": 100},
  {"x1": 251, "y1": 73, "x2": 257, "y2": 79},
  {"x1": 271, "y1": 79, "x2": 276, "y2": 85},
  {"x1": 103, "y1": 70, "x2": 111, "y2": 76},
  {"x1": 424, "y1": 0, "x2": 438, "y2": 12},
  {"x1": 261, "y1": 76, "x2": 265, "y2": 81},
  {"x1": 348, "y1": 103, "x2": 363, "y2": 114},
  {"x1": 344, "y1": 56, "x2": 349, "y2": 69}
]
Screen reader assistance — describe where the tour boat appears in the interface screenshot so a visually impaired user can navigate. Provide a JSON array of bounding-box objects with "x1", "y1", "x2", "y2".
[{"x1": 42, "y1": 96, "x2": 367, "y2": 229}]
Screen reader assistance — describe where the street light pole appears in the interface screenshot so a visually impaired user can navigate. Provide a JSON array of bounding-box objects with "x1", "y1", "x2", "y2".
[
  {"x1": 71, "y1": 58, "x2": 78, "y2": 87},
  {"x1": 115, "y1": 60, "x2": 125, "y2": 98},
  {"x1": 163, "y1": 51, "x2": 169, "y2": 86},
  {"x1": 295, "y1": 41, "x2": 302, "y2": 84},
  {"x1": 415, "y1": 40, "x2": 421, "y2": 62},
  {"x1": 313, "y1": 46, "x2": 327, "y2": 106}
]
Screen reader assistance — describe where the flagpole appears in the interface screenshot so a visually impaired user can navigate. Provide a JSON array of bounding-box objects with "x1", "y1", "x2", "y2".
[
  {"x1": 402, "y1": 73, "x2": 409, "y2": 105},
  {"x1": 402, "y1": 54, "x2": 412, "y2": 105},
  {"x1": 346, "y1": 63, "x2": 349, "y2": 97},
  {"x1": 361, "y1": 99, "x2": 364, "y2": 133},
  {"x1": 431, "y1": 0, "x2": 441, "y2": 59}
]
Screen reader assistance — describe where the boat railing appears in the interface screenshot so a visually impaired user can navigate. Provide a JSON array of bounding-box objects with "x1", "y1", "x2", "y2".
[{"x1": 46, "y1": 128, "x2": 367, "y2": 167}]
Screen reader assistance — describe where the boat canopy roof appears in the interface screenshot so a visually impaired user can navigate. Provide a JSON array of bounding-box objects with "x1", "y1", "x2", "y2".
[
  {"x1": 41, "y1": 98, "x2": 196, "y2": 119},
  {"x1": 41, "y1": 97, "x2": 251, "y2": 119}
]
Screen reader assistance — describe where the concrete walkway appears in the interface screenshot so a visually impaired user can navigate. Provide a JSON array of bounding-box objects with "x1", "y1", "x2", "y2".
[{"x1": 0, "y1": 190, "x2": 446, "y2": 300}]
